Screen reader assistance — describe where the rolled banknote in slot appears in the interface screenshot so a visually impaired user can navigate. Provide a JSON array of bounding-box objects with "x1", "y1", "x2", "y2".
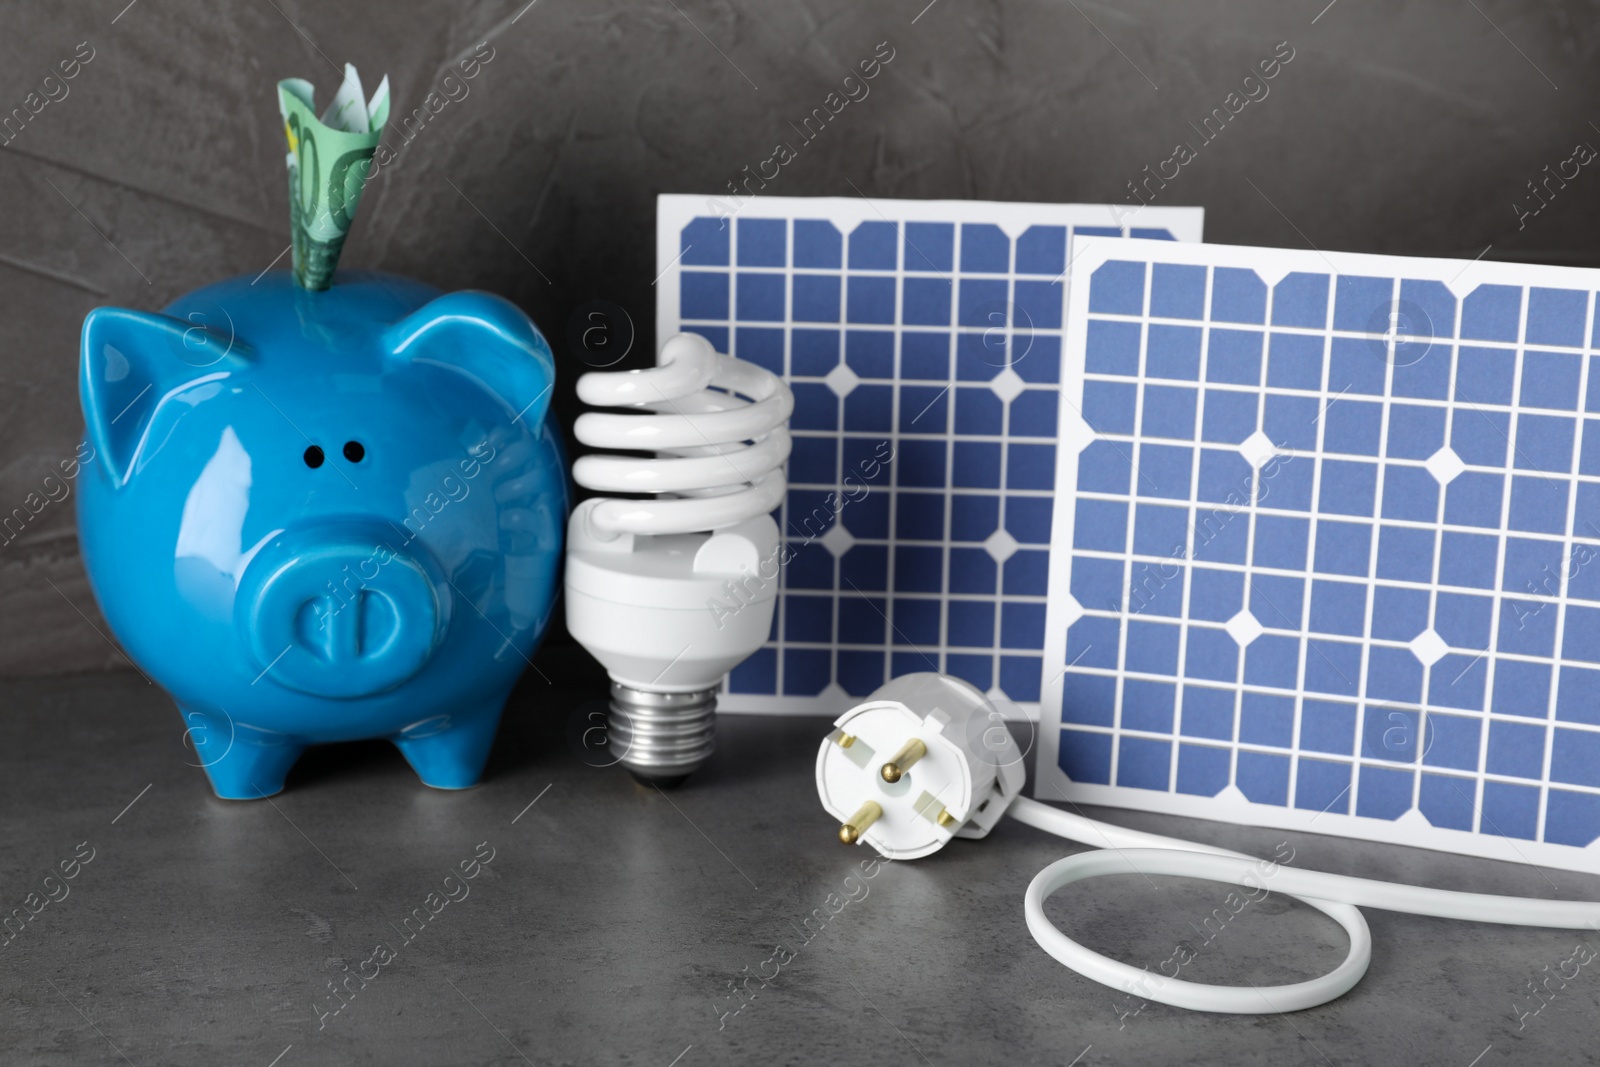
[{"x1": 278, "y1": 64, "x2": 390, "y2": 290}]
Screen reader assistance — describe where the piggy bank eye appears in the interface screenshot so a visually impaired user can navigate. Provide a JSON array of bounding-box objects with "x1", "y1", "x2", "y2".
[
  {"x1": 303, "y1": 445, "x2": 325, "y2": 469},
  {"x1": 343, "y1": 440, "x2": 365, "y2": 463}
]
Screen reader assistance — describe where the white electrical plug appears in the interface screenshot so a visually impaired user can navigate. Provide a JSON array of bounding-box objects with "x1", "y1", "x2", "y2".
[{"x1": 815, "y1": 672, "x2": 1025, "y2": 859}]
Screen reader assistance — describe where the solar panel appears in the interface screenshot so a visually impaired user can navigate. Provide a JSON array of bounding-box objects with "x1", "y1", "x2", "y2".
[
  {"x1": 1039, "y1": 236, "x2": 1600, "y2": 872},
  {"x1": 655, "y1": 195, "x2": 1204, "y2": 715}
]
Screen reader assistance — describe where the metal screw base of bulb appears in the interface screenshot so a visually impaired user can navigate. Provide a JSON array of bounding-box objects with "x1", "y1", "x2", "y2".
[{"x1": 609, "y1": 682, "x2": 717, "y2": 787}]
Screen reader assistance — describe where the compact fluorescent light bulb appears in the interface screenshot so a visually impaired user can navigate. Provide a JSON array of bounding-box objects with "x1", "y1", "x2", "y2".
[{"x1": 565, "y1": 332, "x2": 793, "y2": 785}]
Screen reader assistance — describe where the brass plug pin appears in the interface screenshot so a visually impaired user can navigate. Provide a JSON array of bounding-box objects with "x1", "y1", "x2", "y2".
[
  {"x1": 838, "y1": 800, "x2": 883, "y2": 844},
  {"x1": 879, "y1": 738, "x2": 927, "y2": 783}
]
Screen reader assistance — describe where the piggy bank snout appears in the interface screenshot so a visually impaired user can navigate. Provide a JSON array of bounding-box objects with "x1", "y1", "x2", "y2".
[{"x1": 238, "y1": 525, "x2": 444, "y2": 699}]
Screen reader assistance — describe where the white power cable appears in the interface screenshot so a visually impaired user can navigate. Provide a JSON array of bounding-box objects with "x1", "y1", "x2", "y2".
[{"x1": 1010, "y1": 795, "x2": 1600, "y2": 1013}]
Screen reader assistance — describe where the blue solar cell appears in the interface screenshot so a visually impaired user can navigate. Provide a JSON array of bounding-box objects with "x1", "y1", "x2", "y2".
[
  {"x1": 1002, "y1": 549, "x2": 1047, "y2": 595},
  {"x1": 792, "y1": 274, "x2": 840, "y2": 322},
  {"x1": 1314, "y1": 520, "x2": 1373, "y2": 577},
  {"x1": 784, "y1": 648, "x2": 831, "y2": 695},
  {"x1": 1399, "y1": 278, "x2": 1455, "y2": 339},
  {"x1": 1327, "y1": 336, "x2": 1388, "y2": 395},
  {"x1": 949, "y1": 546, "x2": 998, "y2": 594},
  {"x1": 846, "y1": 276, "x2": 895, "y2": 324},
  {"x1": 1241, "y1": 639, "x2": 1292, "y2": 687},
  {"x1": 1418, "y1": 772, "x2": 1475, "y2": 830},
  {"x1": 1250, "y1": 572, "x2": 1305, "y2": 627},
  {"x1": 1015, "y1": 333, "x2": 1062, "y2": 384},
  {"x1": 1461, "y1": 284, "x2": 1522, "y2": 342},
  {"x1": 1237, "y1": 751, "x2": 1291, "y2": 804},
  {"x1": 1178, "y1": 744, "x2": 1234, "y2": 796},
  {"x1": 845, "y1": 329, "x2": 894, "y2": 377},
  {"x1": 1151, "y1": 263, "x2": 1206, "y2": 319},
  {"x1": 1210, "y1": 268, "x2": 1267, "y2": 324},
  {"x1": 1481, "y1": 780, "x2": 1539, "y2": 840},
  {"x1": 1295, "y1": 758, "x2": 1351, "y2": 813},
  {"x1": 738, "y1": 218, "x2": 786, "y2": 266},
  {"x1": 1015, "y1": 226, "x2": 1066, "y2": 275},
  {"x1": 1241, "y1": 692, "x2": 1295, "y2": 747},
  {"x1": 1001, "y1": 656, "x2": 1043, "y2": 701},
  {"x1": 1443, "y1": 472, "x2": 1504, "y2": 529},
  {"x1": 1266, "y1": 332, "x2": 1324, "y2": 390},
  {"x1": 1333, "y1": 275, "x2": 1393, "y2": 332},
  {"x1": 1546, "y1": 789, "x2": 1600, "y2": 847},
  {"x1": 1077, "y1": 440, "x2": 1133, "y2": 494},
  {"x1": 1140, "y1": 385, "x2": 1197, "y2": 440},
  {"x1": 1272, "y1": 272, "x2": 1330, "y2": 328},
  {"x1": 1367, "y1": 645, "x2": 1423, "y2": 703},
  {"x1": 1370, "y1": 583, "x2": 1428, "y2": 641},
  {"x1": 1356, "y1": 766, "x2": 1414, "y2": 820},
  {"x1": 1146, "y1": 324, "x2": 1202, "y2": 380},
  {"x1": 1089, "y1": 260, "x2": 1145, "y2": 315},
  {"x1": 793, "y1": 219, "x2": 841, "y2": 268},
  {"x1": 1075, "y1": 382, "x2": 1139, "y2": 435},
  {"x1": 1507, "y1": 476, "x2": 1568, "y2": 535},
  {"x1": 1015, "y1": 279, "x2": 1064, "y2": 330},
  {"x1": 958, "y1": 277, "x2": 1009, "y2": 328},
  {"x1": 1391, "y1": 342, "x2": 1452, "y2": 400},
  {"x1": 1323, "y1": 401, "x2": 1383, "y2": 456},
  {"x1": 1206, "y1": 328, "x2": 1263, "y2": 384},
  {"x1": 1302, "y1": 699, "x2": 1356, "y2": 754},
  {"x1": 1526, "y1": 288, "x2": 1588, "y2": 348},
  {"x1": 737, "y1": 326, "x2": 785, "y2": 374},
  {"x1": 1455, "y1": 345, "x2": 1516, "y2": 405},
  {"x1": 947, "y1": 387, "x2": 998, "y2": 436},
  {"x1": 1060, "y1": 728, "x2": 1113, "y2": 783},
  {"x1": 1008, "y1": 444, "x2": 1056, "y2": 490},
  {"x1": 1319, "y1": 460, "x2": 1378, "y2": 516},
  {"x1": 1429, "y1": 652, "x2": 1487, "y2": 710},
  {"x1": 1500, "y1": 596, "x2": 1557, "y2": 658},
  {"x1": 1117, "y1": 735, "x2": 1172, "y2": 790},
  {"x1": 1253, "y1": 515, "x2": 1311, "y2": 571},
  {"x1": 1197, "y1": 449, "x2": 1252, "y2": 503},
  {"x1": 960, "y1": 224, "x2": 1010, "y2": 273},
  {"x1": 1521, "y1": 352, "x2": 1582, "y2": 411},
  {"x1": 681, "y1": 271, "x2": 729, "y2": 319},
  {"x1": 1002, "y1": 602, "x2": 1046, "y2": 649},
  {"x1": 1385, "y1": 404, "x2": 1446, "y2": 460},
  {"x1": 952, "y1": 441, "x2": 1001, "y2": 488},
  {"x1": 904, "y1": 222, "x2": 954, "y2": 272},
  {"x1": 1492, "y1": 658, "x2": 1552, "y2": 719},
  {"x1": 1363, "y1": 706, "x2": 1421, "y2": 762},
  {"x1": 844, "y1": 385, "x2": 893, "y2": 433},
  {"x1": 681, "y1": 216, "x2": 730, "y2": 265},
  {"x1": 902, "y1": 276, "x2": 951, "y2": 326},
  {"x1": 1380, "y1": 466, "x2": 1439, "y2": 523},
  {"x1": 1005, "y1": 495, "x2": 1053, "y2": 542},
  {"x1": 849, "y1": 221, "x2": 898, "y2": 269},
  {"x1": 1451, "y1": 410, "x2": 1508, "y2": 468},
  {"x1": 1122, "y1": 678, "x2": 1175, "y2": 732}
]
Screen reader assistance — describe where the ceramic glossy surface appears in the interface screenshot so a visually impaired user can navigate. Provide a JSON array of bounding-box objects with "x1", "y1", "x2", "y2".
[{"x1": 76, "y1": 270, "x2": 567, "y2": 799}]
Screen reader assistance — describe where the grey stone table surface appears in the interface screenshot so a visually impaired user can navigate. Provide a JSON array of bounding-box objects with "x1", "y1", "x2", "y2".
[{"x1": 3, "y1": 654, "x2": 1599, "y2": 1067}]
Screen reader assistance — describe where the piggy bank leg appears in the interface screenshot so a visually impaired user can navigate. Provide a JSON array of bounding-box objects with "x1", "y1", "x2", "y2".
[
  {"x1": 391, "y1": 704, "x2": 504, "y2": 790},
  {"x1": 183, "y1": 707, "x2": 304, "y2": 800}
]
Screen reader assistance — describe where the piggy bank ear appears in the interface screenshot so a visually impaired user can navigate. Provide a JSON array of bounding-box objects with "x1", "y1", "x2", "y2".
[
  {"x1": 384, "y1": 292, "x2": 555, "y2": 429},
  {"x1": 80, "y1": 307, "x2": 253, "y2": 489}
]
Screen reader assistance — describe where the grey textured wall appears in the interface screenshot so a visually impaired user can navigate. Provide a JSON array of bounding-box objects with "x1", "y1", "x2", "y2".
[{"x1": 0, "y1": 0, "x2": 1596, "y2": 676}]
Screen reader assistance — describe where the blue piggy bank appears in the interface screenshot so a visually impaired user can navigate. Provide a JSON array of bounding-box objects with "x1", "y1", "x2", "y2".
[{"x1": 76, "y1": 271, "x2": 567, "y2": 799}]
